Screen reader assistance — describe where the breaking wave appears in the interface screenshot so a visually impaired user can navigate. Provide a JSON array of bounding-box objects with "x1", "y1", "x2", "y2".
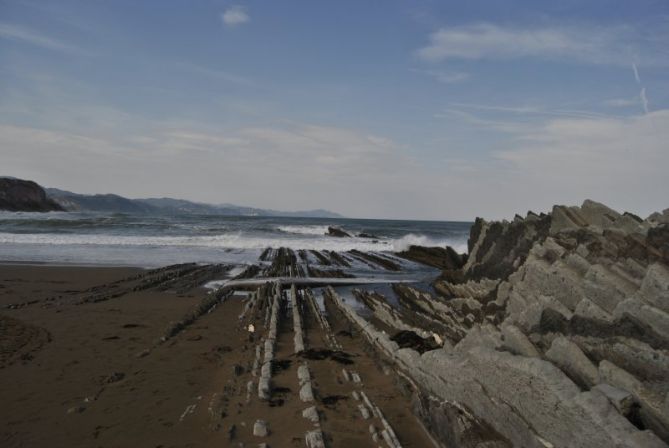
[
  {"x1": 276, "y1": 225, "x2": 331, "y2": 236},
  {"x1": 0, "y1": 231, "x2": 467, "y2": 254}
]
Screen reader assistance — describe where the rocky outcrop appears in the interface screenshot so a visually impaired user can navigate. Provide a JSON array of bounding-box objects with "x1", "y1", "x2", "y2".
[
  {"x1": 326, "y1": 226, "x2": 351, "y2": 237},
  {"x1": 397, "y1": 245, "x2": 466, "y2": 270},
  {"x1": 0, "y1": 178, "x2": 63, "y2": 212},
  {"x1": 329, "y1": 200, "x2": 669, "y2": 447}
]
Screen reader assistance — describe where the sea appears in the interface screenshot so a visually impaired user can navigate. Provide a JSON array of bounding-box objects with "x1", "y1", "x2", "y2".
[{"x1": 0, "y1": 211, "x2": 472, "y2": 267}]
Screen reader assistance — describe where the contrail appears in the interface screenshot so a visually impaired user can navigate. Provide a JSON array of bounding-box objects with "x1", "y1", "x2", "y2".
[
  {"x1": 632, "y1": 63, "x2": 649, "y2": 114},
  {"x1": 632, "y1": 63, "x2": 641, "y2": 83},
  {"x1": 640, "y1": 87, "x2": 649, "y2": 114}
]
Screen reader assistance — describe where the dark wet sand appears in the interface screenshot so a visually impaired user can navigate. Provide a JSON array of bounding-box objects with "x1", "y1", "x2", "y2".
[{"x1": 0, "y1": 264, "x2": 434, "y2": 448}]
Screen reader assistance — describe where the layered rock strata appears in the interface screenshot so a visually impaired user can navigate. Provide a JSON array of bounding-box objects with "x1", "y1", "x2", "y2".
[{"x1": 327, "y1": 200, "x2": 669, "y2": 447}]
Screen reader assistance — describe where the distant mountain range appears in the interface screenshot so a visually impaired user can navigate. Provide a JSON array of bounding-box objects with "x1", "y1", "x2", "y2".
[
  {"x1": 0, "y1": 177, "x2": 343, "y2": 218},
  {"x1": 45, "y1": 187, "x2": 344, "y2": 218}
]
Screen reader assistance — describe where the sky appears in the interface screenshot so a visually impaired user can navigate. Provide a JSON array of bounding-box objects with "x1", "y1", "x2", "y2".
[{"x1": 1, "y1": 0, "x2": 668, "y2": 220}]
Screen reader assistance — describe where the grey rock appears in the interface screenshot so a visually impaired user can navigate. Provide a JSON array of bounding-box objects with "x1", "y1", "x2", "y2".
[
  {"x1": 253, "y1": 419, "x2": 268, "y2": 437},
  {"x1": 305, "y1": 430, "x2": 325, "y2": 448},
  {"x1": 545, "y1": 336, "x2": 600, "y2": 388},
  {"x1": 593, "y1": 383, "x2": 635, "y2": 415},
  {"x1": 501, "y1": 324, "x2": 541, "y2": 357},
  {"x1": 300, "y1": 383, "x2": 314, "y2": 402}
]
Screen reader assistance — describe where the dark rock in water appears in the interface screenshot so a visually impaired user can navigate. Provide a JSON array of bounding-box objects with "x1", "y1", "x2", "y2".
[
  {"x1": 0, "y1": 177, "x2": 64, "y2": 212},
  {"x1": 326, "y1": 226, "x2": 351, "y2": 238},
  {"x1": 397, "y1": 245, "x2": 466, "y2": 270},
  {"x1": 358, "y1": 232, "x2": 380, "y2": 239},
  {"x1": 390, "y1": 330, "x2": 440, "y2": 354}
]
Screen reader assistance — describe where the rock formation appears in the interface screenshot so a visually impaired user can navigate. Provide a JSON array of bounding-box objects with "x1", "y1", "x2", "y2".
[
  {"x1": 0, "y1": 177, "x2": 63, "y2": 212},
  {"x1": 326, "y1": 226, "x2": 351, "y2": 237},
  {"x1": 325, "y1": 200, "x2": 669, "y2": 447}
]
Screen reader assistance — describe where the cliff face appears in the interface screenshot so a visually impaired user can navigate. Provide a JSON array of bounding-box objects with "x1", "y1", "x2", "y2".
[
  {"x1": 0, "y1": 178, "x2": 64, "y2": 212},
  {"x1": 329, "y1": 200, "x2": 669, "y2": 447}
]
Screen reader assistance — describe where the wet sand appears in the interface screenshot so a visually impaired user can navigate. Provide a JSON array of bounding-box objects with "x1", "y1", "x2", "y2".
[{"x1": 0, "y1": 264, "x2": 435, "y2": 447}]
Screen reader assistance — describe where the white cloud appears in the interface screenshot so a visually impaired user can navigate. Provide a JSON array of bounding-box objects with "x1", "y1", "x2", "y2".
[
  {"x1": 0, "y1": 23, "x2": 82, "y2": 54},
  {"x1": 176, "y1": 62, "x2": 256, "y2": 87},
  {"x1": 0, "y1": 119, "x2": 433, "y2": 218},
  {"x1": 222, "y1": 6, "x2": 250, "y2": 27},
  {"x1": 411, "y1": 68, "x2": 469, "y2": 83},
  {"x1": 492, "y1": 110, "x2": 668, "y2": 216},
  {"x1": 417, "y1": 23, "x2": 653, "y2": 65},
  {"x1": 604, "y1": 97, "x2": 641, "y2": 107}
]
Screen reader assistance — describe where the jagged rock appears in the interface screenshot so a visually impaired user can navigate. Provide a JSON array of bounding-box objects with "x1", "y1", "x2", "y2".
[
  {"x1": 324, "y1": 200, "x2": 669, "y2": 446},
  {"x1": 545, "y1": 336, "x2": 600, "y2": 388}
]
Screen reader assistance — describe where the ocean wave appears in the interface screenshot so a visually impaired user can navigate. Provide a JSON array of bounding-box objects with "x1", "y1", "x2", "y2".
[
  {"x1": 0, "y1": 232, "x2": 468, "y2": 253},
  {"x1": 276, "y1": 225, "x2": 331, "y2": 236}
]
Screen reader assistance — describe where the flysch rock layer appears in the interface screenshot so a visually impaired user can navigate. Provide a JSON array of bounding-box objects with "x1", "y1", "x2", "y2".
[{"x1": 327, "y1": 200, "x2": 669, "y2": 448}]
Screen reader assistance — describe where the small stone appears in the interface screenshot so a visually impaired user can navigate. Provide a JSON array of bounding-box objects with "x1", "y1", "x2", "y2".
[
  {"x1": 67, "y1": 406, "x2": 86, "y2": 414},
  {"x1": 358, "y1": 404, "x2": 371, "y2": 419},
  {"x1": 253, "y1": 419, "x2": 269, "y2": 437},
  {"x1": 135, "y1": 349, "x2": 150, "y2": 358},
  {"x1": 104, "y1": 372, "x2": 125, "y2": 384},
  {"x1": 302, "y1": 406, "x2": 319, "y2": 423},
  {"x1": 299, "y1": 383, "x2": 314, "y2": 402},
  {"x1": 305, "y1": 430, "x2": 325, "y2": 448}
]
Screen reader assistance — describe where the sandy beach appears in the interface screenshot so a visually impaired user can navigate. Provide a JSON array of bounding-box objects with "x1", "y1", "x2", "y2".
[{"x1": 0, "y1": 263, "x2": 434, "y2": 447}]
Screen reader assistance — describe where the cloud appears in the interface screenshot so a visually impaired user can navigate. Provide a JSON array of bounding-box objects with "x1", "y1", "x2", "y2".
[
  {"x1": 176, "y1": 62, "x2": 256, "y2": 87},
  {"x1": 447, "y1": 102, "x2": 611, "y2": 120},
  {"x1": 417, "y1": 23, "x2": 653, "y2": 65},
  {"x1": 603, "y1": 97, "x2": 640, "y2": 107},
  {"x1": 410, "y1": 68, "x2": 469, "y2": 83},
  {"x1": 0, "y1": 118, "x2": 432, "y2": 218},
  {"x1": 492, "y1": 110, "x2": 668, "y2": 215},
  {"x1": 222, "y1": 6, "x2": 249, "y2": 27},
  {"x1": 0, "y1": 23, "x2": 82, "y2": 54}
]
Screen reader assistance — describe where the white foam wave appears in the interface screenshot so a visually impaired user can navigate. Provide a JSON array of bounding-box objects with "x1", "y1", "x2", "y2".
[
  {"x1": 276, "y1": 225, "x2": 331, "y2": 236},
  {"x1": 0, "y1": 232, "x2": 467, "y2": 254}
]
